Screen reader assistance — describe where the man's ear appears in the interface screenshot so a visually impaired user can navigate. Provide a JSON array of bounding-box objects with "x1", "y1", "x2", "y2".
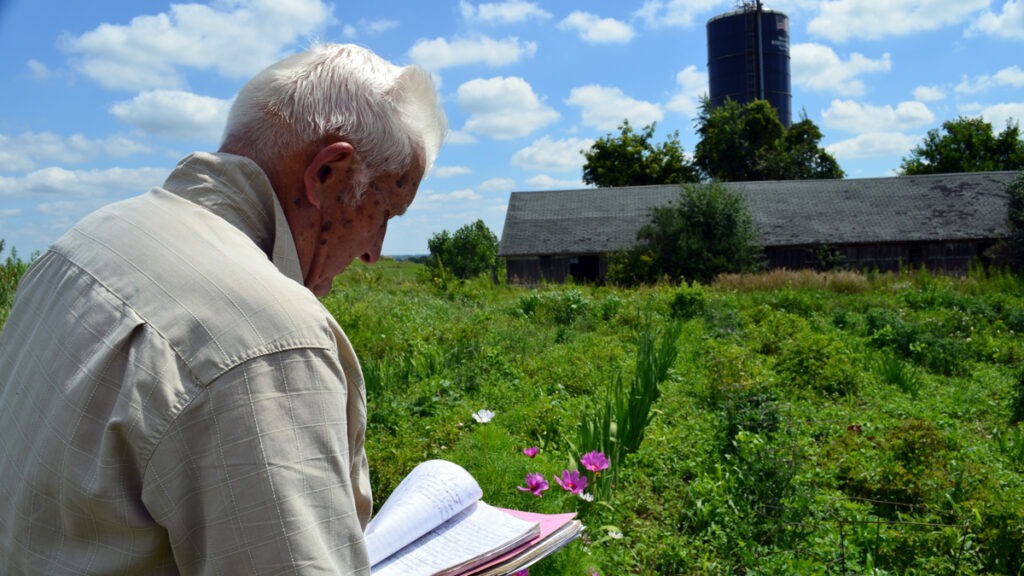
[{"x1": 303, "y1": 141, "x2": 356, "y2": 208}]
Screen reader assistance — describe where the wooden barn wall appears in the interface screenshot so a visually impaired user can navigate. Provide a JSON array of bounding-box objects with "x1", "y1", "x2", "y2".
[
  {"x1": 764, "y1": 240, "x2": 999, "y2": 274},
  {"x1": 505, "y1": 255, "x2": 605, "y2": 285},
  {"x1": 506, "y1": 240, "x2": 1000, "y2": 285}
]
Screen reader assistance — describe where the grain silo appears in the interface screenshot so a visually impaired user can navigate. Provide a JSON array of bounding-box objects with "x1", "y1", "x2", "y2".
[{"x1": 706, "y1": 1, "x2": 792, "y2": 127}]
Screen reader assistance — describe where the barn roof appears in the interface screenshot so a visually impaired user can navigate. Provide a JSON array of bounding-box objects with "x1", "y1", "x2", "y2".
[{"x1": 498, "y1": 171, "x2": 1019, "y2": 257}]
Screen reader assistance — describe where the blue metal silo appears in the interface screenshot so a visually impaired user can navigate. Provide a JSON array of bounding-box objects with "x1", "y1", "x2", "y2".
[{"x1": 706, "y1": 1, "x2": 791, "y2": 127}]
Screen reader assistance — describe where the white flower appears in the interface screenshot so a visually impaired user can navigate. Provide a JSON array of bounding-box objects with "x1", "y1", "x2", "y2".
[
  {"x1": 607, "y1": 529, "x2": 623, "y2": 540},
  {"x1": 579, "y1": 492, "x2": 594, "y2": 502},
  {"x1": 472, "y1": 409, "x2": 495, "y2": 424}
]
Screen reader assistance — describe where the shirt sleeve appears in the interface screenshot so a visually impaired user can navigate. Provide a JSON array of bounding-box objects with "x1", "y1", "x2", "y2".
[{"x1": 141, "y1": 346, "x2": 371, "y2": 575}]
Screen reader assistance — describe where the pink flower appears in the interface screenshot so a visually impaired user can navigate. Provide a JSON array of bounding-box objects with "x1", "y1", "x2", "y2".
[
  {"x1": 554, "y1": 469, "x2": 588, "y2": 494},
  {"x1": 517, "y1": 472, "x2": 549, "y2": 497},
  {"x1": 514, "y1": 571, "x2": 529, "y2": 576},
  {"x1": 580, "y1": 451, "x2": 610, "y2": 474},
  {"x1": 522, "y1": 446, "x2": 539, "y2": 458},
  {"x1": 589, "y1": 568, "x2": 600, "y2": 576}
]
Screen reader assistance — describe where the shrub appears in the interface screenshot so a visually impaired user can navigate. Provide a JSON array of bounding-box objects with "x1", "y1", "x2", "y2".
[
  {"x1": 776, "y1": 332, "x2": 861, "y2": 396},
  {"x1": 637, "y1": 182, "x2": 763, "y2": 283},
  {"x1": 426, "y1": 219, "x2": 499, "y2": 280},
  {"x1": 605, "y1": 246, "x2": 657, "y2": 287},
  {"x1": 668, "y1": 282, "x2": 707, "y2": 320},
  {"x1": 813, "y1": 243, "x2": 846, "y2": 271},
  {"x1": 829, "y1": 419, "x2": 953, "y2": 516},
  {"x1": 516, "y1": 288, "x2": 591, "y2": 326}
]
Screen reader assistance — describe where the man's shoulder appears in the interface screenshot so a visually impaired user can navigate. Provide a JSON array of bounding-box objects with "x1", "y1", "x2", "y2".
[{"x1": 55, "y1": 190, "x2": 336, "y2": 385}]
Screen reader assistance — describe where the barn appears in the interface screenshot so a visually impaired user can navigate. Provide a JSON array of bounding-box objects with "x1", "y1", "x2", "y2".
[{"x1": 498, "y1": 171, "x2": 1019, "y2": 284}]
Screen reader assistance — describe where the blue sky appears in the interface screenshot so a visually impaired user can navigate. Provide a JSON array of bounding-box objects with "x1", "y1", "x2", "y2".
[{"x1": 1, "y1": 0, "x2": 1023, "y2": 257}]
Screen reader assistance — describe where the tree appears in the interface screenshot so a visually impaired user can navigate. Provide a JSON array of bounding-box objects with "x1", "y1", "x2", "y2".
[
  {"x1": 694, "y1": 98, "x2": 844, "y2": 182},
  {"x1": 632, "y1": 183, "x2": 763, "y2": 283},
  {"x1": 582, "y1": 120, "x2": 699, "y2": 187},
  {"x1": 426, "y1": 220, "x2": 499, "y2": 279},
  {"x1": 900, "y1": 116, "x2": 1024, "y2": 175}
]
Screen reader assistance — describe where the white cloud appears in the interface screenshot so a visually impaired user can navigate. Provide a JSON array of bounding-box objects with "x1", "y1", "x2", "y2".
[
  {"x1": 0, "y1": 132, "x2": 151, "y2": 172},
  {"x1": 26, "y1": 59, "x2": 50, "y2": 80},
  {"x1": 970, "y1": 0, "x2": 1024, "y2": 39},
  {"x1": 457, "y1": 77, "x2": 559, "y2": 140},
  {"x1": 666, "y1": 65, "x2": 708, "y2": 118},
  {"x1": 791, "y1": 43, "x2": 891, "y2": 97},
  {"x1": 408, "y1": 36, "x2": 537, "y2": 70},
  {"x1": 433, "y1": 165, "x2": 473, "y2": 178},
  {"x1": 633, "y1": 0, "x2": 725, "y2": 28},
  {"x1": 511, "y1": 136, "x2": 594, "y2": 172},
  {"x1": 59, "y1": 0, "x2": 333, "y2": 91},
  {"x1": 445, "y1": 130, "x2": 477, "y2": 144},
  {"x1": 822, "y1": 99, "x2": 935, "y2": 134},
  {"x1": 807, "y1": 0, "x2": 990, "y2": 42},
  {"x1": 566, "y1": 85, "x2": 663, "y2": 131},
  {"x1": 955, "y1": 66, "x2": 1024, "y2": 94},
  {"x1": 110, "y1": 90, "x2": 231, "y2": 142},
  {"x1": 363, "y1": 19, "x2": 399, "y2": 34},
  {"x1": 460, "y1": 1, "x2": 552, "y2": 24},
  {"x1": 0, "y1": 166, "x2": 169, "y2": 198},
  {"x1": 525, "y1": 175, "x2": 585, "y2": 189},
  {"x1": 342, "y1": 18, "x2": 398, "y2": 38},
  {"x1": 976, "y1": 103, "x2": 1024, "y2": 130},
  {"x1": 914, "y1": 85, "x2": 945, "y2": 102},
  {"x1": 478, "y1": 178, "x2": 516, "y2": 192},
  {"x1": 420, "y1": 188, "x2": 483, "y2": 203},
  {"x1": 826, "y1": 132, "x2": 921, "y2": 159},
  {"x1": 558, "y1": 12, "x2": 635, "y2": 44}
]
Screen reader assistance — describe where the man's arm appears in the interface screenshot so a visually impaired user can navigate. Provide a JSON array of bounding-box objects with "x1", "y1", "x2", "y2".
[{"x1": 141, "y1": 347, "x2": 371, "y2": 575}]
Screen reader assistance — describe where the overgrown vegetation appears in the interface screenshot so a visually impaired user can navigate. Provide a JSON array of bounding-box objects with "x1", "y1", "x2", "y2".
[{"x1": 4, "y1": 256, "x2": 1024, "y2": 574}]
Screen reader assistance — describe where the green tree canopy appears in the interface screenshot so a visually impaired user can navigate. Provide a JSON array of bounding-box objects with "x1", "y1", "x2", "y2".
[
  {"x1": 694, "y1": 98, "x2": 844, "y2": 182},
  {"x1": 582, "y1": 120, "x2": 699, "y2": 187},
  {"x1": 426, "y1": 219, "x2": 499, "y2": 279},
  {"x1": 625, "y1": 183, "x2": 763, "y2": 284},
  {"x1": 900, "y1": 116, "x2": 1024, "y2": 175}
]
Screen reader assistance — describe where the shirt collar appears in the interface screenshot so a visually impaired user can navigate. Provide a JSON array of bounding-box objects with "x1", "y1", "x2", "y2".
[{"x1": 161, "y1": 152, "x2": 304, "y2": 286}]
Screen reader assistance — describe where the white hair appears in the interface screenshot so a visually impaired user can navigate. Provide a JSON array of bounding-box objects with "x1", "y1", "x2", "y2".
[{"x1": 221, "y1": 43, "x2": 446, "y2": 191}]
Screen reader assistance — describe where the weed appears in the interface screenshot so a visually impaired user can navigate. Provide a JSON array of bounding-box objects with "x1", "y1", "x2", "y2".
[
  {"x1": 578, "y1": 321, "x2": 682, "y2": 487},
  {"x1": 669, "y1": 281, "x2": 707, "y2": 320},
  {"x1": 874, "y1": 352, "x2": 923, "y2": 397}
]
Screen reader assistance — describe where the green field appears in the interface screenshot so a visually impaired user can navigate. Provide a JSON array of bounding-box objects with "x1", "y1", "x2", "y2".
[{"x1": 4, "y1": 254, "x2": 1024, "y2": 574}]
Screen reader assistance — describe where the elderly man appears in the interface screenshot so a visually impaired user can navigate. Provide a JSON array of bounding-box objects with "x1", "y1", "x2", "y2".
[{"x1": 0, "y1": 44, "x2": 446, "y2": 574}]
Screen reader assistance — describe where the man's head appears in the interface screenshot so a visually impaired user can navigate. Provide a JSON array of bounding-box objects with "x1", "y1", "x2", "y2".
[{"x1": 219, "y1": 43, "x2": 446, "y2": 295}]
